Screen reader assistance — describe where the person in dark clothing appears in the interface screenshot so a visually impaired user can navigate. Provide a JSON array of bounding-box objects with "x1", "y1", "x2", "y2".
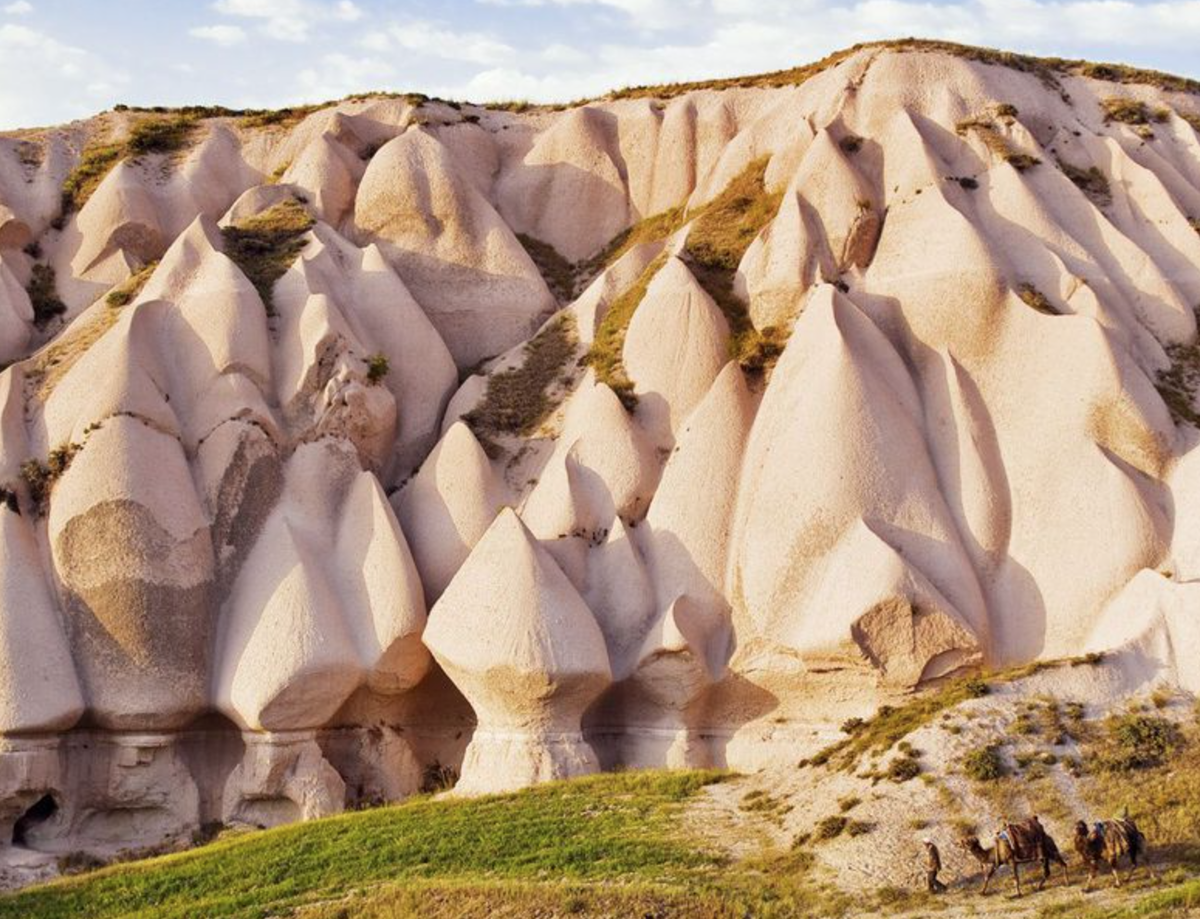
[{"x1": 924, "y1": 838, "x2": 947, "y2": 893}]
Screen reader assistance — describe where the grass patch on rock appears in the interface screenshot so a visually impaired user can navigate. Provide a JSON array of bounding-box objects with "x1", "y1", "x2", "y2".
[
  {"x1": 813, "y1": 815, "x2": 848, "y2": 842},
  {"x1": 1018, "y1": 282, "x2": 1061, "y2": 316},
  {"x1": 59, "y1": 116, "x2": 199, "y2": 219},
  {"x1": 59, "y1": 142, "x2": 123, "y2": 216},
  {"x1": 464, "y1": 313, "x2": 578, "y2": 449},
  {"x1": 582, "y1": 251, "x2": 667, "y2": 411},
  {"x1": 581, "y1": 157, "x2": 790, "y2": 398},
  {"x1": 1058, "y1": 159, "x2": 1113, "y2": 207},
  {"x1": 1156, "y1": 313, "x2": 1200, "y2": 427},
  {"x1": 956, "y1": 116, "x2": 1041, "y2": 171},
  {"x1": 220, "y1": 199, "x2": 315, "y2": 315},
  {"x1": 104, "y1": 261, "x2": 158, "y2": 307},
  {"x1": 1101, "y1": 97, "x2": 1168, "y2": 127},
  {"x1": 577, "y1": 205, "x2": 686, "y2": 281},
  {"x1": 516, "y1": 233, "x2": 577, "y2": 303},
  {"x1": 682, "y1": 157, "x2": 787, "y2": 373}
]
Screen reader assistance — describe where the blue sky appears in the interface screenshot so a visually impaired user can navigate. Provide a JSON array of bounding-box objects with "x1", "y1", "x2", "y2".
[{"x1": 3, "y1": 1, "x2": 1200, "y2": 129}]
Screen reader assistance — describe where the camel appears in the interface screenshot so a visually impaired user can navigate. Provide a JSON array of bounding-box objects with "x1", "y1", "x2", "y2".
[
  {"x1": 1073, "y1": 816, "x2": 1149, "y2": 889},
  {"x1": 959, "y1": 818, "x2": 1070, "y2": 896}
]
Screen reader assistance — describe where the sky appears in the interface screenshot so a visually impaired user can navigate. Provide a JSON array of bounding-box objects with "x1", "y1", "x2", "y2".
[{"x1": 4, "y1": 0, "x2": 1200, "y2": 129}]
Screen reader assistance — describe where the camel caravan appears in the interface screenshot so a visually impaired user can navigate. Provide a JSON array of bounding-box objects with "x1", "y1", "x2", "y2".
[{"x1": 922, "y1": 811, "x2": 1153, "y2": 897}]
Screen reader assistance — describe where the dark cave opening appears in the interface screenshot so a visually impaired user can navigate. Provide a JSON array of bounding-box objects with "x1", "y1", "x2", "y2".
[{"x1": 12, "y1": 794, "x2": 58, "y2": 847}]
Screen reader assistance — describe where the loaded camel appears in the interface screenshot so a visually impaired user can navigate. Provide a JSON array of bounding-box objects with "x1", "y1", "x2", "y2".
[
  {"x1": 1073, "y1": 813, "x2": 1151, "y2": 890},
  {"x1": 959, "y1": 816, "x2": 1070, "y2": 896}
]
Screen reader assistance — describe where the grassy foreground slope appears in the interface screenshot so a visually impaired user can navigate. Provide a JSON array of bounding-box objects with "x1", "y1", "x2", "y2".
[
  {"x1": 0, "y1": 772, "x2": 740, "y2": 919},
  {"x1": 3, "y1": 760, "x2": 1199, "y2": 918}
]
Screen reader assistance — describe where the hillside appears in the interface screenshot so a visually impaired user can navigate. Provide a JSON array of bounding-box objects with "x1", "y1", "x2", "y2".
[
  {"x1": 2, "y1": 669, "x2": 1199, "y2": 917},
  {"x1": 0, "y1": 36, "x2": 1199, "y2": 893}
]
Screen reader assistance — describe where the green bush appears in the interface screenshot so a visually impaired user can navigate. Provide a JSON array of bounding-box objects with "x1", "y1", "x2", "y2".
[
  {"x1": 964, "y1": 677, "x2": 990, "y2": 698},
  {"x1": 365, "y1": 353, "x2": 389, "y2": 386},
  {"x1": 846, "y1": 820, "x2": 873, "y2": 837},
  {"x1": 963, "y1": 745, "x2": 1006, "y2": 782},
  {"x1": 1100, "y1": 714, "x2": 1181, "y2": 771},
  {"x1": 20, "y1": 442, "x2": 82, "y2": 516},
  {"x1": 26, "y1": 264, "x2": 66, "y2": 327},
  {"x1": 887, "y1": 756, "x2": 921, "y2": 783},
  {"x1": 813, "y1": 816, "x2": 847, "y2": 841}
]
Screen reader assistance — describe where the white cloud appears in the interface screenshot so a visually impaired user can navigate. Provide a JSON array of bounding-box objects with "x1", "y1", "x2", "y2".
[
  {"x1": 213, "y1": 0, "x2": 364, "y2": 42},
  {"x1": 189, "y1": 24, "x2": 247, "y2": 46},
  {"x1": 296, "y1": 52, "x2": 395, "y2": 100},
  {"x1": 450, "y1": 0, "x2": 1200, "y2": 104},
  {"x1": 478, "y1": 0, "x2": 706, "y2": 30},
  {"x1": 370, "y1": 20, "x2": 515, "y2": 65},
  {"x1": 3, "y1": 1, "x2": 33, "y2": 14},
  {"x1": 0, "y1": 23, "x2": 126, "y2": 128}
]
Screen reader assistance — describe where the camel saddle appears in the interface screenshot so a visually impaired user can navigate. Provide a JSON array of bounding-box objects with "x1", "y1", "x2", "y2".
[{"x1": 1004, "y1": 820, "x2": 1047, "y2": 857}]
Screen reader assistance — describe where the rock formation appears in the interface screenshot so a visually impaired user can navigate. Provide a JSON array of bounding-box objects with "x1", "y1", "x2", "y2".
[{"x1": 0, "y1": 39, "x2": 1198, "y2": 861}]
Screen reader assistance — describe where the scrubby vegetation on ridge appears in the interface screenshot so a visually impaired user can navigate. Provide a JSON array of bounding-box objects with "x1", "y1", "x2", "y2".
[
  {"x1": 220, "y1": 199, "x2": 315, "y2": 315},
  {"x1": 582, "y1": 157, "x2": 789, "y2": 403},
  {"x1": 58, "y1": 141, "x2": 123, "y2": 215},
  {"x1": 682, "y1": 157, "x2": 788, "y2": 373},
  {"x1": 803, "y1": 658, "x2": 1099, "y2": 772},
  {"x1": 577, "y1": 205, "x2": 686, "y2": 281},
  {"x1": 28, "y1": 268, "x2": 154, "y2": 403},
  {"x1": 1179, "y1": 109, "x2": 1200, "y2": 133},
  {"x1": 583, "y1": 251, "x2": 668, "y2": 411},
  {"x1": 1101, "y1": 97, "x2": 1171, "y2": 127},
  {"x1": 464, "y1": 313, "x2": 578, "y2": 452},
  {"x1": 58, "y1": 115, "x2": 200, "y2": 220},
  {"x1": 600, "y1": 38, "x2": 1200, "y2": 103}
]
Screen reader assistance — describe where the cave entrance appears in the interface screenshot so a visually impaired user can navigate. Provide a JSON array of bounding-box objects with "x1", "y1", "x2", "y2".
[{"x1": 12, "y1": 794, "x2": 58, "y2": 847}]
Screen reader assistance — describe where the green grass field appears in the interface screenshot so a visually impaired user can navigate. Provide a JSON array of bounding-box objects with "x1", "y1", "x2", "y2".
[
  {"x1": 3, "y1": 757, "x2": 1195, "y2": 917},
  {"x1": 0, "y1": 772, "x2": 739, "y2": 918}
]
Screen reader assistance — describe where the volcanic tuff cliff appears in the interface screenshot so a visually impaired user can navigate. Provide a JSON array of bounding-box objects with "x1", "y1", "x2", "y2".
[{"x1": 0, "y1": 39, "x2": 1198, "y2": 860}]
